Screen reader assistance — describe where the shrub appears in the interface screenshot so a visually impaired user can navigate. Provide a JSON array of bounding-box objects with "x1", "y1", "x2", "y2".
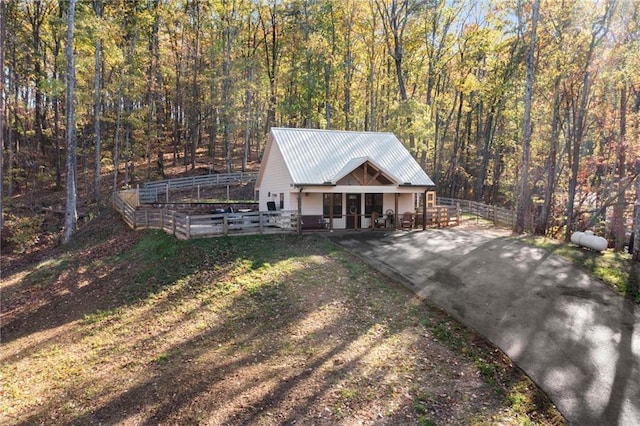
[{"x1": 2, "y1": 213, "x2": 44, "y2": 254}]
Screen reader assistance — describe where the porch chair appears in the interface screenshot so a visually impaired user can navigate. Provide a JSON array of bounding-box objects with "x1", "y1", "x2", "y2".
[
  {"x1": 371, "y1": 211, "x2": 386, "y2": 230},
  {"x1": 401, "y1": 212, "x2": 414, "y2": 230}
]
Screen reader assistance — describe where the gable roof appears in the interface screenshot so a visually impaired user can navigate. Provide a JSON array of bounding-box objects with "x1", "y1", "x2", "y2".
[{"x1": 263, "y1": 128, "x2": 435, "y2": 187}]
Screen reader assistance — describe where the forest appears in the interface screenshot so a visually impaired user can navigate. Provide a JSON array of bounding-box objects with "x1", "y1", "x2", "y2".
[{"x1": 0, "y1": 0, "x2": 638, "y2": 252}]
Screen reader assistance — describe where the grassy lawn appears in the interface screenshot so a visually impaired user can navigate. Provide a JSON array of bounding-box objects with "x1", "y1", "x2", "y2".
[{"x1": 1, "y1": 214, "x2": 563, "y2": 425}]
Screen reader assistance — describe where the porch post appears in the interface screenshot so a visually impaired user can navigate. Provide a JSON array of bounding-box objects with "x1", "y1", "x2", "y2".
[
  {"x1": 394, "y1": 193, "x2": 399, "y2": 229},
  {"x1": 297, "y1": 187, "x2": 303, "y2": 235},
  {"x1": 423, "y1": 190, "x2": 427, "y2": 231},
  {"x1": 329, "y1": 193, "x2": 333, "y2": 230}
]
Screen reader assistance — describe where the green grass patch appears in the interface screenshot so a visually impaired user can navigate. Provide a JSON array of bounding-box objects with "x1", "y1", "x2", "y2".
[{"x1": 81, "y1": 308, "x2": 121, "y2": 325}]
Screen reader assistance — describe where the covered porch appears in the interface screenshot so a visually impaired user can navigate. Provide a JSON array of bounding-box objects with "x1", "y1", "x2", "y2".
[{"x1": 293, "y1": 186, "x2": 456, "y2": 232}]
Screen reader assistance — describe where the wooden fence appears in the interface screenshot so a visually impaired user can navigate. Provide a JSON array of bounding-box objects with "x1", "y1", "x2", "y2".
[
  {"x1": 113, "y1": 173, "x2": 468, "y2": 239},
  {"x1": 114, "y1": 190, "x2": 296, "y2": 239},
  {"x1": 420, "y1": 205, "x2": 460, "y2": 228},
  {"x1": 139, "y1": 172, "x2": 258, "y2": 203},
  {"x1": 438, "y1": 197, "x2": 515, "y2": 227}
]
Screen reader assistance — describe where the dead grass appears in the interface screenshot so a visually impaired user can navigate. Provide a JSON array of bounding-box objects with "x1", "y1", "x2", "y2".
[{"x1": 1, "y1": 212, "x2": 563, "y2": 425}]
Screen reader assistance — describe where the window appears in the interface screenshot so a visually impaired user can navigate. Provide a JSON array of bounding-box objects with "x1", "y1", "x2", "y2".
[
  {"x1": 279, "y1": 193, "x2": 284, "y2": 209},
  {"x1": 426, "y1": 191, "x2": 435, "y2": 208},
  {"x1": 323, "y1": 193, "x2": 342, "y2": 218},
  {"x1": 364, "y1": 193, "x2": 383, "y2": 215}
]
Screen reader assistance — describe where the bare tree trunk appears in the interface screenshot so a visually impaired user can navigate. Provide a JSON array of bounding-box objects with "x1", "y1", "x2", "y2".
[
  {"x1": 53, "y1": 16, "x2": 62, "y2": 190},
  {"x1": 173, "y1": 64, "x2": 182, "y2": 166},
  {"x1": 258, "y1": 2, "x2": 279, "y2": 133},
  {"x1": 515, "y1": 0, "x2": 539, "y2": 234},
  {"x1": 302, "y1": 1, "x2": 314, "y2": 128},
  {"x1": 92, "y1": 0, "x2": 103, "y2": 202},
  {"x1": 221, "y1": 0, "x2": 237, "y2": 173},
  {"x1": 365, "y1": 1, "x2": 377, "y2": 131},
  {"x1": 535, "y1": 76, "x2": 561, "y2": 235},
  {"x1": 62, "y1": 0, "x2": 77, "y2": 244},
  {"x1": 112, "y1": 88, "x2": 122, "y2": 193},
  {"x1": 343, "y1": 2, "x2": 354, "y2": 130},
  {"x1": 634, "y1": 159, "x2": 640, "y2": 261},
  {"x1": 26, "y1": 1, "x2": 52, "y2": 156},
  {"x1": 188, "y1": 0, "x2": 201, "y2": 171},
  {"x1": 8, "y1": 15, "x2": 16, "y2": 199},
  {"x1": 243, "y1": 61, "x2": 254, "y2": 172},
  {"x1": 475, "y1": 101, "x2": 498, "y2": 202},
  {"x1": 0, "y1": 0, "x2": 5, "y2": 229},
  {"x1": 447, "y1": 91, "x2": 464, "y2": 198},
  {"x1": 612, "y1": 85, "x2": 627, "y2": 250}
]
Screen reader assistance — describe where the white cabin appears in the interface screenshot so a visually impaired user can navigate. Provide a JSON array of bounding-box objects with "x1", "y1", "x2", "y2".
[{"x1": 255, "y1": 128, "x2": 436, "y2": 230}]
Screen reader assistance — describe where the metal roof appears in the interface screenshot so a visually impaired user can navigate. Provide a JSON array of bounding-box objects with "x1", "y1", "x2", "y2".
[{"x1": 270, "y1": 128, "x2": 435, "y2": 187}]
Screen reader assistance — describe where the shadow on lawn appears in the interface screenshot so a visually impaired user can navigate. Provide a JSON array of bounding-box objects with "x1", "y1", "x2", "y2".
[
  {"x1": 8, "y1": 232, "x2": 499, "y2": 425},
  {"x1": 0, "y1": 229, "x2": 274, "y2": 349}
]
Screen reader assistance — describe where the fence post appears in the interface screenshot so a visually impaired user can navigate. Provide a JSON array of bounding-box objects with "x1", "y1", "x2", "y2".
[
  {"x1": 145, "y1": 209, "x2": 149, "y2": 228},
  {"x1": 259, "y1": 212, "x2": 264, "y2": 233},
  {"x1": 186, "y1": 215, "x2": 191, "y2": 239},
  {"x1": 172, "y1": 211, "x2": 176, "y2": 235},
  {"x1": 165, "y1": 184, "x2": 169, "y2": 203},
  {"x1": 197, "y1": 185, "x2": 200, "y2": 200},
  {"x1": 456, "y1": 203, "x2": 460, "y2": 226}
]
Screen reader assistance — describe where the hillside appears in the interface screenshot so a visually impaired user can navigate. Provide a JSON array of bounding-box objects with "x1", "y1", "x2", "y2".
[{"x1": 0, "y1": 210, "x2": 563, "y2": 425}]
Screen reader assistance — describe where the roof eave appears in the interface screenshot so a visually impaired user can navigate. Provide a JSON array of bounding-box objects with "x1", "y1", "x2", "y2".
[
  {"x1": 398, "y1": 183, "x2": 437, "y2": 189},
  {"x1": 293, "y1": 183, "x2": 337, "y2": 187}
]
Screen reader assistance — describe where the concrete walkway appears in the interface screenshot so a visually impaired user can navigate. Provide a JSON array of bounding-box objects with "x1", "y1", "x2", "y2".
[{"x1": 329, "y1": 227, "x2": 640, "y2": 425}]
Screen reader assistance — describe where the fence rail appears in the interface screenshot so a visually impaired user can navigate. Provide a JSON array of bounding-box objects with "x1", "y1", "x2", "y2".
[
  {"x1": 438, "y1": 197, "x2": 515, "y2": 227},
  {"x1": 137, "y1": 172, "x2": 258, "y2": 204},
  {"x1": 114, "y1": 190, "x2": 296, "y2": 239},
  {"x1": 143, "y1": 172, "x2": 257, "y2": 191},
  {"x1": 113, "y1": 178, "x2": 470, "y2": 239}
]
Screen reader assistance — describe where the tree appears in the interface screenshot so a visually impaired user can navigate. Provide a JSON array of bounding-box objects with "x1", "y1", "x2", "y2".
[
  {"x1": 257, "y1": 0, "x2": 280, "y2": 133},
  {"x1": 62, "y1": 0, "x2": 77, "y2": 244},
  {"x1": 92, "y1": 0, "x2": 103, "y2": 201},
  {"x1": 634, "y1": 159, "x2": 640, "y2": 261},
  {"x1": 220, "y1": 0, "x2": 239, "y2": 173},
  {"x1": 25, "y1": 0, "x2": 54, "y2": 156},
  {"x1": 514, "y1": 0, "x2": 539, "y2": 234},
  {"x1": 564, "y1": 1, "x2": 616, "y2": 241},
  {"x1": 0, "y1": 0, "x2": 5, "y2": 229}
]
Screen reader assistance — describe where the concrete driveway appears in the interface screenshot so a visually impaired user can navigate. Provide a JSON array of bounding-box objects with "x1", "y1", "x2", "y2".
[{"x1": 329, "y1": 227, "x2": 640, "y2": 425}]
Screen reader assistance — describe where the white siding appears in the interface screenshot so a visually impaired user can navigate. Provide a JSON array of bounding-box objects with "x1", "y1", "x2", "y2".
[
  {"x1": 301, "y1": 193, "x2": 324, "y2": 215},
  {"x1": 396, "y1": 194, "x2": 415, "y2": 214},
  {"x1": 257, "y1": 140, "x2": 294, "y2": 211}
]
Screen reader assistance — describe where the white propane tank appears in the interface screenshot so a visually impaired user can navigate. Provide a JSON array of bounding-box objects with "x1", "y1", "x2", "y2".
[{"x1": 570, "y1": 230, "x2": 608, "y2": 252}]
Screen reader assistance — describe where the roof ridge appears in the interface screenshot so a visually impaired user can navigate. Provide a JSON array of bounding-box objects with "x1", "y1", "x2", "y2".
[{"x1": 271, "y1": 127, "x2": 393, "y2": 135}]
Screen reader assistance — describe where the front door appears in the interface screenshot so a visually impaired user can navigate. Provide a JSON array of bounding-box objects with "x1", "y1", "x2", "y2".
[{"x1": 346, "y1": 193, "x2": 361, "y2": 229}]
